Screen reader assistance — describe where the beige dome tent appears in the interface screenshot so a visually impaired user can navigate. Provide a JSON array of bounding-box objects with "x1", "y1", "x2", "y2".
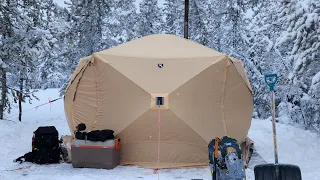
[{"x1": 64, "y1": 34, "x2": 254, "y2": 169}]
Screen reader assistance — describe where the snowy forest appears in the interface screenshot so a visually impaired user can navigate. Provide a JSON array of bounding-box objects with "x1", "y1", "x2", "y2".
[{"x1": 0, "y1": 0, "x2": 319, "y2": 132}]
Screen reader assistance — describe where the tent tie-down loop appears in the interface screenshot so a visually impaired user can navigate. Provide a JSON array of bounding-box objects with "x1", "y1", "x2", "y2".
[
  {"x1": 34, "y1": 97, "x2": 52, "y2": 111},
  {"x1": 35, "y1": 97, "x2": 56, "y2": 111}
]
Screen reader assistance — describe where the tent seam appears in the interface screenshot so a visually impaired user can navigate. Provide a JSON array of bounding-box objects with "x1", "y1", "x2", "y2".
[
  {"x1": 92, "y1": 55, "x2": 151, "y2": 135},
  {"x1": 94, "y1": 53, "x2": 224, "y2": 61},
  {"x1": 92, "y1": 58, "x2": 100, "y2": 130},
  {"x1": 94, "y1": 53, "x2": 151, "y2": 94},
  {"x1": 229, "y1": 57, "x2": 254, "y2": 94},
  {"x1": 168, "y1": 55, "x2": 228, "y2": 94},
  {"x1": 168, "y1": 109, "x2": 209, "y2": 144},
  {"x1": 115, "y1": 106, "x2": 152, "y2": 136},
  {"x1": 221, "y1": 58, "x2": 228, "y2": 136}
]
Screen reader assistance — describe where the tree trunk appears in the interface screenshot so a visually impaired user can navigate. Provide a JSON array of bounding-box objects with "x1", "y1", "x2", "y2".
[
  {"x1": 0, "y1": 68, "x2": 7, "y2": 119},
  {"x1": 18, "y1": 78, "x2": 23, "y2": 121}
]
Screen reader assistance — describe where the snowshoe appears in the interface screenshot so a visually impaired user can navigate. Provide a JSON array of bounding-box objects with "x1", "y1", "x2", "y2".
[{"x1": 208, "y1": 136, "x2": 246, "y2": 180}]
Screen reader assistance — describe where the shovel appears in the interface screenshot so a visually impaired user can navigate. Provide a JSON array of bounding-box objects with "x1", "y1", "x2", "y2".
[{"x1": 254, "y1": 73, "x2": 302, "y2": 180}]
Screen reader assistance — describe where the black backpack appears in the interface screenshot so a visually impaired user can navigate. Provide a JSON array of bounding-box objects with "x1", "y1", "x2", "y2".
[
  {"x1": 32, "y1": 126, "x2": 61, "y2": 164},
  {"x1": 15, "y1": 126, "x2": 62, "y2": 164},
  {"x1": 33, "y1": 126, "x2": 59, "y2": 149}
]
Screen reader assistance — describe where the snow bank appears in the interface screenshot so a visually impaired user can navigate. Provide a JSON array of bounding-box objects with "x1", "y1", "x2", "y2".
[
  {"x1": 3, "y1": 88, "x2": 70, "y2": 135},
  {"x1": 249, "y1": 119, "x2": 320, "y2": 180},
  {"x1": 1, "y1": 89, "x2": 319, "y2": 179}
]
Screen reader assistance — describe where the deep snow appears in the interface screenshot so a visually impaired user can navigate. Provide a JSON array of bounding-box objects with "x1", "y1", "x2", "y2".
[{"x1": 0, "y1": 89, "x2": 319, "y2": 180}]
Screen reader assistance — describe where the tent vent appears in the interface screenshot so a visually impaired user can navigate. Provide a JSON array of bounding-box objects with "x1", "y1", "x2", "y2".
[{"x1": 156, "y1": 97, "x2": 164, "y2": 106}]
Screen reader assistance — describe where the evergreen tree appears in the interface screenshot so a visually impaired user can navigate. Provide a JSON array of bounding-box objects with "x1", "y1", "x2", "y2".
[
  {"x1": 0, "y1": 0, "x2": 56, "y2": 120},
  {"x1": 188, "y1": 0, "x2": 208, "y2": 44},
  {"x1": 68, "y1": 0, "x2": 111, "y2": 56},
  {"x1": 32, "y1": 2, "x2": 71, "y2": 89},
  {"x1": 135, "y1": 0, "x2": 164, "y2": 37},
  {"x1": 106, "y1": 0, "x2": 139, "y2": 44},
  {"x1": 274, "y1": 0, "x2": 320, "y2": 130},
  {"x1": 163, "y1": 0, "x2": 184, "y2": 37}
]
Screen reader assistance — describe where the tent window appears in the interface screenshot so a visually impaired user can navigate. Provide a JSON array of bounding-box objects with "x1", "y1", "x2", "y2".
[{"x1": 156, "y1": 97, "x2": 164, "y2": 106}]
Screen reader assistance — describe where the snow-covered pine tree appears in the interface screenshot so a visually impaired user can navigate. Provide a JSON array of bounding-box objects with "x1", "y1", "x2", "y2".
[
  {"x1": 308, "y1": 70, "x2": 320, "y2": 131},
  {"x1": 58, "y1": 0, "x2": 118, "y2": 96},
  {"x1": 106, "y1": 0, "x2": 139, "y2": 44},
  {"x1": 135, "y1": 0, "x2": 164, "y2": 38},
  {"x1": 217, "y1": 0, "x2": 254, "y2": 56},
  {"x1": 163, "y1": 0, "x2": 184, "y2": 37},
  {"x1": 204, "y1": 0, "x2": 251, "y2": 53},
  {"x1": 31, "y1": 1, "x2": 71, "y2": 89},
  {"x1": 68, "y1": 0, "x2": 111, "y2": 56},
  {"x1": 193, "y1": 0, "x2": 222, "y2": 50},
  {"x1": 0, "y1": 0, "x2": 56, "y2": 121},
  {"x1": 237, "y1": 0, "x2": 320, "y2": 131},
  {"x1": 225, "y1": 0, "x2": 292, "y2": 119},
  {"x1": 232, "y1": 1, "x2": 277, "y2": 118},
  {"x1": 274, "y1": 0, "x2": 320, "y2": 131},
  {"x1": 188, "y1": 0, "x2": 208, "y2": 45},
  {"x1": 275, "y1": 0, "x2": 320, "y2": 87},
  {"x1": 0, "y1": 0, "x2": 14, "y2": 118}
]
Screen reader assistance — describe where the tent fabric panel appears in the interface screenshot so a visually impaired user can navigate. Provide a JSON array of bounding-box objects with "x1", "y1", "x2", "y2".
[
  {"x1": 169, "y1": 57, "x2": 228, "y2": 143},
  {"x1": 94, "y1": 54, "x2": 225, "y2": 94},
  {"x1": 229, "y1": 56, "x2": 253, "y2": 94},
  {"x1": 118, "y1": 142, "x2": 208, "y2": 169},
  {"x1": 115, "y1": 109, "x2": 208, "y2": 168},
  {"x1": 90, "y1": 55, "x2": 151, "y2": 135},
  {"x1": 64, "y1": 57, "x2": 93, "y2": 134},
  {"x1": 68, "y1": 59, "x2": 98, "y2": 133},
  {"x1": 95, "y1": 34, "x2": 223, "y2": 59},
  {"x1": 223, "y1": 62, "x2": 254, "y2": 143}
]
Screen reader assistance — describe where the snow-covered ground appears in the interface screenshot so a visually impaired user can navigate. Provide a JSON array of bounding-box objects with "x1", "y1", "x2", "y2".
[{"x1": 0, "y1": 89, "x2": 319, "y2": 180}]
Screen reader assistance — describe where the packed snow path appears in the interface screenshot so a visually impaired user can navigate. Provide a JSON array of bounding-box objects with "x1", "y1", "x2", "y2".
[{"x1": 0, "y1": 89, "x2": 319, "y2": 180}]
